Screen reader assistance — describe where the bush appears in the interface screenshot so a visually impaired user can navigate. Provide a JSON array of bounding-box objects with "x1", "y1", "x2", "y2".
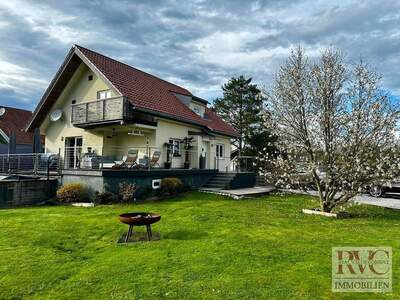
[
  {"x1": 119, "y1": 182, "x2": 137, "y2": 203},
  {"x1": 159, "y1": 177, "x2": 184, "y2": 197},
  {"x1": 56, "y1": 183, "x2": 90, "y2": 203},
  {"x1": 94, "y1": 191, "x2": 118, "y2": 204}
]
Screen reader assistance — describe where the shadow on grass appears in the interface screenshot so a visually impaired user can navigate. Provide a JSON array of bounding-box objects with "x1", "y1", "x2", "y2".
[
  {"x1": 163, "y1": 230, "x2": 208, "y2": 240},
  {"x1": 117, "y1": 232, "x2": 161, "y2": 244},
  {"x1": 344, "y1": 205, "x2": 400, "y2": 220}
]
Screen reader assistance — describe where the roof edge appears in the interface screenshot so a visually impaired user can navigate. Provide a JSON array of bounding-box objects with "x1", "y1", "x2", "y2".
[
  {"x1": 26, "y1": 46, "x2": 76, "y2": 132},
  {"x1": 192, "y1": 95, "x2": 209, "y2": 105}
]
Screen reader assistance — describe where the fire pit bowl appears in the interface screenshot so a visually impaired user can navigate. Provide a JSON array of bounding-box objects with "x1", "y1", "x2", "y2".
[{"x1": 119, "y1": 212, "x2": 161, "y2": 242}]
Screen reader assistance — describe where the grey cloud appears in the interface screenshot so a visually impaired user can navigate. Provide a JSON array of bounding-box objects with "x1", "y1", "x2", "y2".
[{"x1": 0, "y1": 0, "x2": 399, "y2": 110}]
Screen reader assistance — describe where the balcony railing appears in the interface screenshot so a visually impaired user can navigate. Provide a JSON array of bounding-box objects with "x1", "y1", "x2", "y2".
[
  {"x1": 0, "y1": 153, "x2": 61, "y2": 177},
  {"x1": 71, "y1": 96, "x2": 127, "y2": 125}
]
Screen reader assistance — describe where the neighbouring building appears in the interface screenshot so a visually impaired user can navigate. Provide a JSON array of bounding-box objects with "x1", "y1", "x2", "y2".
[{"x1": 0, "y1": 106, "x2": 37, "y2": 154}]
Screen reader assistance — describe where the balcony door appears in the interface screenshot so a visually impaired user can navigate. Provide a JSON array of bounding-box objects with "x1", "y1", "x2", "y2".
[{"x1": 65, "y1": 137, "x2": 82, "y2": 169}]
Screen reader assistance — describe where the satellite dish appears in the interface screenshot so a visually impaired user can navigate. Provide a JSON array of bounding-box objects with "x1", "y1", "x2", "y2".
[
  {"x1": 0, "y1": 107, "x2": 5, "y2": 117},
  {"x1": 50, "y1": 109, "x2": 63, "y2": 122}
]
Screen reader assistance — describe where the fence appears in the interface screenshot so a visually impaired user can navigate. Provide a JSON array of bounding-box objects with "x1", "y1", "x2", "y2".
[
  {"x1": 225, "y1": 156, "x2": 258, "y2": 173},
  {"x1": 0, "y1": 144, "x2": 34, "y2": 154},
  {"x1": 0, "y1": 150, "x2": 259, "y2": 175},
  {"x1": 63, "y1": 145, "x2": 207, "y2": 170},
  {"x1": 61, "y1": 145, "x2": 238, "y2": 171},
  {"x1": 0, "y1": 153, "x2": 61, "y2": 177}
]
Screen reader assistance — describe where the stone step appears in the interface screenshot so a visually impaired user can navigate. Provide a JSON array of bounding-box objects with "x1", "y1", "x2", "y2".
[
  {"x1": 213, "y1": 175, "x2": 236, "y2": 179},
  {"x1": 204, "y1": 182, "x2": 228, "y2": 187},
  {"x1": 210, "y1": 178, "x2": 233, "y2": 183},
  {"x1": 203, "y1": 183, "x2": 228, "y2": 188},
  {"x1": 202, "y1": 172, "x2": 239, "y2": 190}
]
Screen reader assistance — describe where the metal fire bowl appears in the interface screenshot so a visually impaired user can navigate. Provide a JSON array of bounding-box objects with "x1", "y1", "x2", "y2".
[{"x1": 119, "y1": 212, "x2": 161, "y2": 226}]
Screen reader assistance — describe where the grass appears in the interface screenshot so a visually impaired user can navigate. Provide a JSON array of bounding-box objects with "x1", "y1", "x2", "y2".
[{"x1": 0, "y1": 192, "x2": 399, "y2": 299}]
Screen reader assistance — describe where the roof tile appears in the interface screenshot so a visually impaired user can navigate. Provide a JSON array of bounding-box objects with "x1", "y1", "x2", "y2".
[{"x1": 0, "y1": 106, "x2": 34, "y2": 144}]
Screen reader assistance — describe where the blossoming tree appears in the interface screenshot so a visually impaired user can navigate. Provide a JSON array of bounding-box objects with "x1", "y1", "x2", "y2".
[{"x1": 266, "y1": 47, "x2": 400, "y2": 212}]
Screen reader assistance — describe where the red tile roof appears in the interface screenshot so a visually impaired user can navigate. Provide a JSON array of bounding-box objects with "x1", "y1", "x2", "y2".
[
  {"x1": 0, "y1": 106, "x2": 34, "y2": 144},
  {"x1": 76, "y1": 45, "x2": 237, "y2": 137}
]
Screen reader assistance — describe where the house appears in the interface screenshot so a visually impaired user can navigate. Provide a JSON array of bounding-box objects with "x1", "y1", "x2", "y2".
[
  {"x1": 0, "y1": 106, "x2": 38, "y2": 154},
  {"x1": 27, "y1": 45, "x2": 249, "y2": 196}
]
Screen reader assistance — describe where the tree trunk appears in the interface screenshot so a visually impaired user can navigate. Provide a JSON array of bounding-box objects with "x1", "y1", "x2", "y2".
[{"x1": 320, "y1": 198, "x2": 332, "y2": 213}]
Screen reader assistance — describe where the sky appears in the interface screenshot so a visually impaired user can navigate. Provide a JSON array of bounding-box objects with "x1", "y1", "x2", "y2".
[{"x1": 0, "y1": 0, "x2": 399, "y2": 111}]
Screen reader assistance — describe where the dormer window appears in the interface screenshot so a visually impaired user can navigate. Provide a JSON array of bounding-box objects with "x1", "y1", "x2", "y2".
[
  {"x1": 193, "y1": 106, "x2": 201, "y2": 116},
  {"x1": 190, "y1": 102, "x2": 204, "y2": 118},
  {"x1": 97, "y1": 89, "x2": 111, "y2": 100}
]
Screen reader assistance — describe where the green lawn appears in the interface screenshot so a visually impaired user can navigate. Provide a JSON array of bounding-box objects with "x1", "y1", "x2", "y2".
[{"x1": 0, "y1": 192, "x2": 399, "y2": 299}]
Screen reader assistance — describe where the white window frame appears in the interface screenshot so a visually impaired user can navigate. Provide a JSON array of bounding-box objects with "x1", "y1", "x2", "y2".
[
  {"x1": 169, "y1": 138, "x2": 181, "y2": 157},
  {"x1": 216, "y1": 143, "x2": 225, "y2": 159},
  {"x1": 97, "y1": 89, "x2": 111, "y2": 100}
]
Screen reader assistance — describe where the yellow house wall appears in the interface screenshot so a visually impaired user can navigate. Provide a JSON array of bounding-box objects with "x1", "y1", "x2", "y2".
[
  {"x1": 155, "y1": 118, "x2": 231, "y2": 170},
  {"x1": 155, "y1": 119, "x2": 200, "y2": 168},
  {"x1": 40, "y1": 62, "x2": 118, "y2": 155}
]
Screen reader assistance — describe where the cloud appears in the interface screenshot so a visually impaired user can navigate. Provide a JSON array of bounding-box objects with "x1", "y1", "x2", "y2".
[{"x1": 0, "y1": 0, "x2": 399, "y2": 110}]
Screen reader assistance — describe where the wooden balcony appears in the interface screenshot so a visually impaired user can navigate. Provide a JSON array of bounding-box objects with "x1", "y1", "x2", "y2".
[{"x1": 71, "y1": 96, "x2": 132, "y2": 127}]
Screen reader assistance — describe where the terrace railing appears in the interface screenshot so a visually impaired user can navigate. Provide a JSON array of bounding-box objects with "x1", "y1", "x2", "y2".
[
  {"x1": 62, "y1": 145, "x2": 221, "y2": 171},
  {"x1": 0, "y1": 153, "x2": 61, "y2": 177},
  {"x1": 225, "y1": 156, "x2": 257, "y2": 173},
  {"x1": 71, "y1": 96, "x2": 128, "y2": 125}
]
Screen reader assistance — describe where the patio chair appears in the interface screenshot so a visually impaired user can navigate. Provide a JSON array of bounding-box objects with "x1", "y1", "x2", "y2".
[
  {"x1": 149, "y1": 151, "x2": 161, "y2": 168},
  {"x1": 138, "y1": 151, "x2": 161, "y2": 169},
  {"x1": 113, "y1": 148, "x2": 138, "y2": 168}
]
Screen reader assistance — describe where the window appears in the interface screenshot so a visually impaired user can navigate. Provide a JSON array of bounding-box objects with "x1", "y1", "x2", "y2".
[
  {"x1": 192, "y1": 106, "x2": 201, "y2": 116},
  {"x1": 152, "y1": 179, "x2": 162, "y2": 189},
  {"x1": 216, "y1": 143, "x2": 225, "y2": 159},
  {"x1": 88, "y1": 75, "x2": 93, "y2": 81},
  {"x1": 71, "y1": 99, "x2": 76, "y2": 104},
  {"x1": 97, "y1": 89, "x2": 111, "y2": 100},
  {"x1": 191, "y1": 103, "x2": 204, "y2": 117},
  {"x1": 169, "y1": 138, "x2": 181, "y2": 156}
]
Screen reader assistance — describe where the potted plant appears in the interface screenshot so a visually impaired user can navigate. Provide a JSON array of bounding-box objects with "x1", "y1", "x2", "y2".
[
  {"x1": 164, "y1": 142, "x2": 172, "y2": 169},
  {"x1": 182, "y1": 137, "x2": 194, "y2": 169}
]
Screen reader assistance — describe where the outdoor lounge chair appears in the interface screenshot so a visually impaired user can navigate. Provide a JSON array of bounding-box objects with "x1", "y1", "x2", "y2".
[
  {"x1": 113, "y1": 148, "x2": 138, "y2": 168},
  {"x1": 149, "y1": 151, "x2": 161, "y2": 168},
  {"x1": 137, "y1": 151, "x2": 161, "y2": 169}
]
